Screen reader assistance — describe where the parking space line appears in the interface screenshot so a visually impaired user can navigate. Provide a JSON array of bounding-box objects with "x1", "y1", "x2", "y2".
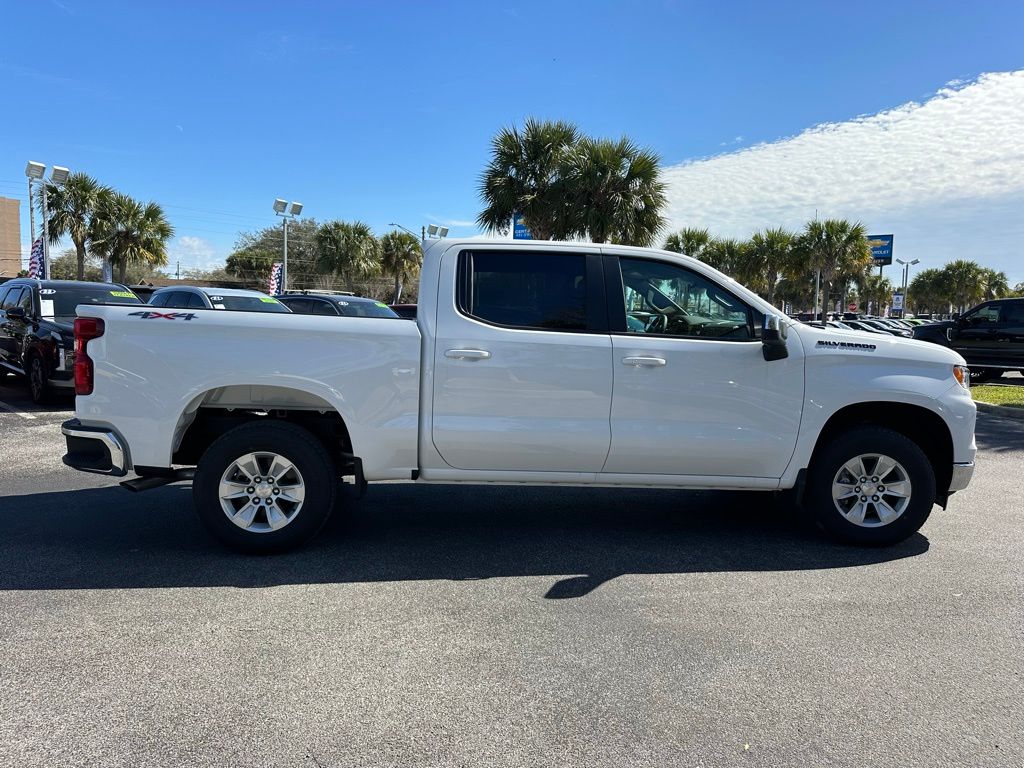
[{"x1": 0, "y1": 399, "x2": 37, "y2": 420}]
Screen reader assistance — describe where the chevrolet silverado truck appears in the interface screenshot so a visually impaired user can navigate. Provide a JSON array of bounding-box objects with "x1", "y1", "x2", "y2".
[{"x1": 61, "y1": 240, "x2": 977, "y2": 553}]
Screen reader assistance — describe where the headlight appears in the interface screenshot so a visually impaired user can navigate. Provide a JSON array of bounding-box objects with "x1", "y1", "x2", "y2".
[{"x1": 953, "y1": 365, "x2": 970, "y2": 390}]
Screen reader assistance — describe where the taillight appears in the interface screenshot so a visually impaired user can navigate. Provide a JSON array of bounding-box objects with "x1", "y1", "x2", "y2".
[{"x1": 74, "y1": 317, "x2": 105, "y2": 396}]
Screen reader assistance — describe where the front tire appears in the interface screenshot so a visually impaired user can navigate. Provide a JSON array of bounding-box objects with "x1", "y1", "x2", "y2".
[
  {"x1": 192, "y1": 421, "x2": 338, "y2": 553},
  {"x1": 806, "y1": 426, "x2": 935, "y2": 546}
]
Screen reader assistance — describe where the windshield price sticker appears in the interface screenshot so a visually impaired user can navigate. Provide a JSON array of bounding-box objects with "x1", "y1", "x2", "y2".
[
  {"x1": 109, "y1": 290, "x2": 135, "y2": 298},
  {"x1": 259, "y1": 297, "x2": 279, "y2": 303},
  {"x1": 375, "y1": 302, "x2": 389, "y2": 308}
]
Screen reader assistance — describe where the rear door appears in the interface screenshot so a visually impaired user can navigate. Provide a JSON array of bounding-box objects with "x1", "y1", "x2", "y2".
[
  {"x1": 430, "y1": 246, "x2": 613, "y2": 472},
  {"x1": 952, "y1": 302, "x2": 1002, "y2": 366}
]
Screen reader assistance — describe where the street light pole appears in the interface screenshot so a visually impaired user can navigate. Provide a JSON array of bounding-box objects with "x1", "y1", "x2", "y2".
[
  {"x1": 273, "y1": 199, "x2": 303, "y2": 293},
  {"x1": 895, "y1": 258, "x2": 919, "y2": 317}
]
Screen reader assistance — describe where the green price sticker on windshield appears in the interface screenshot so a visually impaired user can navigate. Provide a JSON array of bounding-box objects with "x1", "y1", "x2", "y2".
[
  {"x1": 375, "y1": 302, "x2": 389, "y2": 308},
  {"x1": 110, "y1": 290, "x2": 135, "y2": 298},
  {"x1": 260, "y1": 297, "x2": 279, "y2": 303}
]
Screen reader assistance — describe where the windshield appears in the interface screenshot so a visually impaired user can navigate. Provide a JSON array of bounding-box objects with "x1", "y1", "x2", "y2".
[
  {"x1": 336, "y1": 300, "x2": 399, "y2": 318},
  {"x1": 210, "y1": 295, "x2": 291, "y2": 313},
  {"x1": 42, "y1": 286, "x2": 141, "y2": 317}
]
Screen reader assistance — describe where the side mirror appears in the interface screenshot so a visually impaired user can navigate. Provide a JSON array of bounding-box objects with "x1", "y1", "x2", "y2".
[
  {"x1": 5, "y1": 306, "x2": 26, "y2": 321},
  {"x1": 762, "y1": 314, "x2": 789, "y2": 361}
]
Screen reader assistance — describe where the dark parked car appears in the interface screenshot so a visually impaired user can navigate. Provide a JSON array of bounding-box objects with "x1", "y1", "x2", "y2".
[
  {"x1": 913, "y1": 298, "x2": 1024, "y2": 381},
  {"x1": 0, "y1": 279, "x2": 142, "y2": 402},
  {"x1": 278, "y1": 292, "x2": 400, "y2": 318},
  {"x1": 149, "y1": 286, "x2": 291, "y2": 312},
  {"x1": 389, "y1": 303, "x2": 417, "y2": 319}
]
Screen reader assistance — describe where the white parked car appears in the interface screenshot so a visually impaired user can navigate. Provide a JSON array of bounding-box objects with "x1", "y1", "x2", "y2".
[{"x1": 61, "y1": 240, "x2": 976, "y2": 552}]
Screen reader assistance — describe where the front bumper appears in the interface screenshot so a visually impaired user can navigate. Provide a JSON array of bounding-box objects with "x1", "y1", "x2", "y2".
[
  {"x1": 61, "y1": 419, "x2": 128, "y2": 476},
  {"x1": 948, "y1": 461, "x2": 974, "y2": 493}
]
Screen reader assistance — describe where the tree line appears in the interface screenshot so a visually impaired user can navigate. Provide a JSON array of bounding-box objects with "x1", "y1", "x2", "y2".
[
  {"x1": 226, "y1": 221, "x2": 422, "y2": 303},
  {"x1": 35, "y1": 173, "x2": 173, "y2": 283}
]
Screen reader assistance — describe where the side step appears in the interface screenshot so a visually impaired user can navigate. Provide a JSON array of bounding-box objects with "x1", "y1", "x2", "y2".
[{"x1": 120, "y1": 468, "x2": 195, "y2": 493}]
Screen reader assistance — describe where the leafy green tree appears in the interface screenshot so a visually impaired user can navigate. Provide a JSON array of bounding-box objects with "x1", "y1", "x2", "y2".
[
  {"x1": 663, "y1": 227, "x2": 711, "y2": 259},
  {"x1": 477, "y1": 118, "x2": 580, "y2": 240},
  {"x1": 907, "y1": 268, "x2": 946, "y2": 314},
  {"x1": 39, "y1": 172, "x2": 110, "y2": 280},
  {"x1": 49, "y1": 248, "x2": 103, "y2": 281},
  {"x1": 561, "y1": 137, "x2": 666, "y2": 245},
  {"x1": 856, "y1": 273, "x2": 895, "y2": 314},
  {"x1": 379, "y1": 230, "x2": 422, "y2": 303},
  {"x1": 316, "y1": 220, "x2": 380, "y2": 292},
  {"x1": 745, "y1": 228, "x2": 796, "y2": 307},
  {"x1": 1012, "y1": 281, "x2": 1024, "y2": 297},
  {"x1": 226, "y1": 218, "x2": 321, "y2": 288},
  {"x1": 90, "y1": 192, "x2": 174, "y2": 283},
  {"x1": 795, "y1": 219, "x2": 872, "y2": 316}
]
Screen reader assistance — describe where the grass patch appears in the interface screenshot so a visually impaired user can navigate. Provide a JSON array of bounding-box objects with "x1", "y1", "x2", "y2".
[{"x1": 972, "y1": 385, "x2": 1024, "y2": 409}]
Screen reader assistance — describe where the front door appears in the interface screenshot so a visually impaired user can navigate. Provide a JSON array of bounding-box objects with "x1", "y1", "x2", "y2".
[
  {"x1": 431, "y1": 246, "x2": 613, "y2": 473},
  {"x1": 952, "y1": 302, "x2": 1004, "y2": 367},
  {"x1": 602, "y1": 253, "x2": 804, "y2": 478}
]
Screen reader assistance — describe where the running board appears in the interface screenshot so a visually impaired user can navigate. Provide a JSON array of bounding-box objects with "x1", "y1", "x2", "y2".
[{"x1": 120, "y1": 468, "x2": 195, "y2": 492}]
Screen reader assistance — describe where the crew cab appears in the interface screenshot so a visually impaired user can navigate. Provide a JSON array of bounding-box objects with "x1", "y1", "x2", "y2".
[
  {"x1": 61, "y1": 240, "x2": 976, "y2": 553},
  {"x1": 913, "y1": 298, "x2": 1024, "y2": 381},
  {"x1": 0, "y1": 279, "x2": 141, "y2": 402}
]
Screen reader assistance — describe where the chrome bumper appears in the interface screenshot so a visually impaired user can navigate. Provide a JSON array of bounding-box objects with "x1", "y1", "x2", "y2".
[
  {"x1": 949, "y1": 461, "x2": 975, "y2": 493},
  {"x1": 61, "y1": 420, "x2": 127, "y2": 476}
]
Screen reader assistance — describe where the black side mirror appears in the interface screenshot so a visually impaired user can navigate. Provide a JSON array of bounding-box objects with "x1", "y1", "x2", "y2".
[
  {"x1": 762, "y1": 314, "x2": 789, "y2": 361},
  {"x1": 5, "y1": 306, "x2": 26, "y2": 321}
]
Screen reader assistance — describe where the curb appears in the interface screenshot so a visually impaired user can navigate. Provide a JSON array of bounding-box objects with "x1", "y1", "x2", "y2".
[{"x1": 974, "y1": 401, "x2": 1024, "y2": 422}]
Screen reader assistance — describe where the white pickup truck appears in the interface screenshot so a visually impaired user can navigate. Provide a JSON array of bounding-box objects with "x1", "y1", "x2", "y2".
[{"x1": 62, "y1": 239, "x2": 976, "y2": 552}]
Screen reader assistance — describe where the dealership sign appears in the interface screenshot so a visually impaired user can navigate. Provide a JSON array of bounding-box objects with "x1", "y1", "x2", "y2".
[
  {"x1": 867, "y1": 234, "x2": 894, "y2": 266},
  {"x1": 513, "y1": 213, "x2": 532, "y2": 240}
]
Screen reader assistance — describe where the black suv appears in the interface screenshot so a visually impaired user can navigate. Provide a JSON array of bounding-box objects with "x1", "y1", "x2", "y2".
[
  {"x1": 0, "y1": 279, "x2": 142, "y2": 402},
  {"x1": 278, "y1": 292, "x2": 400, "y2": 318},
  {"x1": 913, "y1": 297, "x2": 1024, "y2": 381}
]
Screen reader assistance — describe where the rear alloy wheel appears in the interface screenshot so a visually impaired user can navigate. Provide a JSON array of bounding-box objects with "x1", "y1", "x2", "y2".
[
  {"x1": 807, "y1": 427, "x2": 935, "y2": 545},
  {"x1": 28, "y1": 355, "x2": 51, "y2": 404},
  {"x1": 193, "y1": 421, "x2": 337, "y2": 553}
]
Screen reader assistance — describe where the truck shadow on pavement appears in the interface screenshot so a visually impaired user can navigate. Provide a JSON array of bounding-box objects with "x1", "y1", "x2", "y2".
[{"x1": 0, "y1": 483, "x2": 928, "y2": 598}]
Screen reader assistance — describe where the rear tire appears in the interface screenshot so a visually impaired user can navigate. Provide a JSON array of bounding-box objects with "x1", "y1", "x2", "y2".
[
  {"x1": 192, "y1": 421, "x2": 338, "y2": 554},
  {"x1": 27, "y1": 355, "x2": 51, "y2": 404},
  {"x1": 806, "y1": 426, "x2": 935, "y2": 546}
]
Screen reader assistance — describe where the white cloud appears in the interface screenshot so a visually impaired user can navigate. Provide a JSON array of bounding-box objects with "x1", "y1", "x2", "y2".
[
  {"x1": 168, "y1": 235, "x2": 220, "y2": 271},
  {"x1": 662, "y1": 70, "x2": 1024, "y2": 282}
]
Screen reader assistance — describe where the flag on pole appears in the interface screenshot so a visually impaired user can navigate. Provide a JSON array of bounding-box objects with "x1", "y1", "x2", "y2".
[
  {"x1": 28, "y1": 238, "x2": 45, "y2": 279},
  {"x1": 267, "y1": 262, "x2": 283, "y2": 296}
]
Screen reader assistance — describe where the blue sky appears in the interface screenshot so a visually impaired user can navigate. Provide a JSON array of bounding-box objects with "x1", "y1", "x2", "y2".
[{"x1": 2, "y1": 1, "x2": 1023, "y2": 280}]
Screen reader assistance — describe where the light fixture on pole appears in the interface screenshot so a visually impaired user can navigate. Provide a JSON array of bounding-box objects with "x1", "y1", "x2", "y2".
[
  {"x1": 25, "y1": 162, "x2": 70, "y2": 279},
  {"x1": 273, "y1": 199, "x2": 303, "y2": 292},
  {"x1": 424, "y1": 224, "x2": 449, "y2": 240}
]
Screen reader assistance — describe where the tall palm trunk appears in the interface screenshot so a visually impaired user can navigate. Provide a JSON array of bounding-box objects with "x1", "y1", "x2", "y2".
[
  {"x1": 74, "y1": 237, "x2": 88, "y2": 281},
  {"x1": 393, "y1": 274, "x2": 403, "y2": 304}
]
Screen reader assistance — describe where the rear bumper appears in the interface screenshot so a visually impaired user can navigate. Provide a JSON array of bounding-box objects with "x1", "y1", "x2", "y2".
[
  {"x1": 61, "y1": 419, "x2": 128, "y2": 476},
  {"x1": 948, "y1": 461, "x2": 974, "y2": 493}
]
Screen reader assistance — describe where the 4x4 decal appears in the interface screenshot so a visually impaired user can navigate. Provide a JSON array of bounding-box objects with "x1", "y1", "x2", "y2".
[{"x1": 128, "y1": 311, "x2": 198, "y2": 321}]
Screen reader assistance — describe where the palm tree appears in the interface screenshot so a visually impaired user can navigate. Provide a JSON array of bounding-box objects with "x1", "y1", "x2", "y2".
[
  {"x1": 561, "y1": 137, "x2": 667, "y2": 245},
  {"x1": 90, "y1": 192, "x2": 173, "y2": 283},
  {"x1": 907, "y1": 268, "x2": 947, "y2": 314},
  {"x1": 699, "y1": 237, "x2": 746, "y2": 276},
  {"x1": 316, "y1": 221, "x2": 380, "y2": 292},
  {"x1": 745, "y1": 228, "x2": 796, "y2": 307},
  {"x1": 857, "y1": 273, "x2": 894, "y2": 314},
  {"x1": 979, "y1": 268, "x2": 1010, "y2": 300},
  {"x1": 380, "y1": 230, "x2": 422, "y2": 303},
  {"x1": 941, "y1": 259, "x2": 984, "y2": 313},
  {"x1": 39, "y1": 172, "x2": 110, "y2": 280},
  {"x1": 795, "y1": 219, "x2": 872, "y2": 317},
  {"x1": 477, "y1": 118, "x2": 580, "y2": 241},
  {"x1": 663, "y1": 227, "x2": 711, "y2": 259}
]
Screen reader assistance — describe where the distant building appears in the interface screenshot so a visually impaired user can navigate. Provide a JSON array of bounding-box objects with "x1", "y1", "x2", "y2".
[{"x1": 0, "y1": 197, "x2": 21, "y2": 278}]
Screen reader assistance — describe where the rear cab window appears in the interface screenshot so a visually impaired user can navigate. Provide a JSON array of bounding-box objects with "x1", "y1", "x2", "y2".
[{"x1": 456, "y1": 250, "x2": 600, "y2": 332}]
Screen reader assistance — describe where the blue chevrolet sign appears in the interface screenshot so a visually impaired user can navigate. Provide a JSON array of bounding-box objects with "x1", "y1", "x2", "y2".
[
  {"x1": 867, "y1": 234, "x2": 893, "y2": 266},
  {"x1": 513, "y1": 213, "x2": 532, "y2": 240}
]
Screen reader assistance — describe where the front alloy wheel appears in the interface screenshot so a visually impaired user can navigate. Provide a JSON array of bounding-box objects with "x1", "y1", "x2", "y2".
[
  {"x1": 831, "y1": 454, "x2": 912, "y2": 528},
  {"x1": 28, "y1": 356, "x2": 50, "y2": 404}
]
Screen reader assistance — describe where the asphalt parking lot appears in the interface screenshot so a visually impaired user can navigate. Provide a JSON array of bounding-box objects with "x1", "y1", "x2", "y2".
[{"x1": 1, "y1": 375, "x2": 1022, "y2": 768}]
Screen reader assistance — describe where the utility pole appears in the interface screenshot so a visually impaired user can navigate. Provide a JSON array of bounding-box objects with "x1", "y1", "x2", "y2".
[{"x1": 176, "y1": 261, "x2": 180, "y2": 280}]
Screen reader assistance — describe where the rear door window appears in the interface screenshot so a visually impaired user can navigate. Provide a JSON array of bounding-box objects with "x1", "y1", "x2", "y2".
[
  {"x1": 186, "y1": 292, "x2": 208, "y2": 309},
  {"x1": 281, "y1": 298, "x2": 312, "y2": 314},
  {"x1": 313, "y1": 300, "x2": 340, "y2": 316},
  {"x1": 457, "y1": 250, "x2": 590, "y2": 331}
]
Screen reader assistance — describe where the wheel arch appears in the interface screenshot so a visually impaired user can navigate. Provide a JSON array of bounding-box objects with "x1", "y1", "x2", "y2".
[{"x1": 810, "y1": 401, "x2": 954, "y2": 506}]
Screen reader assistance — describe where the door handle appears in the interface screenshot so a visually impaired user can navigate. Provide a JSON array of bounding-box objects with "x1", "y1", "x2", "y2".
[
  {"x1": 622, "y1": 356, "x2": 667, "y2": 367},
  {"x1": 445, "y1": 349, "x2": 492, "y2": 360}
]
